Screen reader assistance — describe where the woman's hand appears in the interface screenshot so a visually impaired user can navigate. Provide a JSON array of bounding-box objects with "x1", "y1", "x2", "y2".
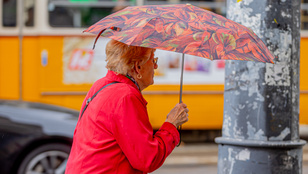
[{"x1": 166, "y1": 103, "x2": 189, "y2": 128}]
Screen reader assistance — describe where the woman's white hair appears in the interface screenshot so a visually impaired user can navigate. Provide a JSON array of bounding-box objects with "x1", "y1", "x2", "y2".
[{"x1": 105, "y1": 39, "x2": 154, "y2": 75}]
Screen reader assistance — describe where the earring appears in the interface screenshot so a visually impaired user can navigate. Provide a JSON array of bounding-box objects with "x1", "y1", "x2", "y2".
[{"x1": 137, "y1": 74, "x2": 142, "y2": 79}]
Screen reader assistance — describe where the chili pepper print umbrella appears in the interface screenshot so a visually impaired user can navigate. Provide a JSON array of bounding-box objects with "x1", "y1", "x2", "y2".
[{"x1": 84, "y1": 4, "x2": 275, "y2": 102}]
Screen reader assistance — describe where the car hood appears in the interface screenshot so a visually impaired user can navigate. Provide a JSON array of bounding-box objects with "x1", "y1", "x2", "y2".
[{"x1": 0, "y1": 105, "x2": 78, "y2": 138}]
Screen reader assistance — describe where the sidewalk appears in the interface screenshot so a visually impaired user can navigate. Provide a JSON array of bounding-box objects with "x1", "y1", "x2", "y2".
[
  {"x1": 164, "y1": 142, "x2": 308, "y2": 166},
  {"x1": 164, "y1": 143, "x2": 218, "y2": 165}
]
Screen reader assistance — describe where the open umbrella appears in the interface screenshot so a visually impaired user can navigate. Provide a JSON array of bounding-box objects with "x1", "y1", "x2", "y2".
[{"x1": 84, "y1": 4, "x2": 274, "y2": 102}]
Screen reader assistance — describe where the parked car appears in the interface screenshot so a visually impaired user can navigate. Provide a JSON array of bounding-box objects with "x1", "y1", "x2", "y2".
[{"x1": 0, "y1": 101, "x2": 78, "y2": 174}]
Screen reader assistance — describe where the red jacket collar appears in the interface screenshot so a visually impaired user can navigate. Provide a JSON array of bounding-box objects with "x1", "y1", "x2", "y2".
[
  {"x1": 105, "y1": 70, "x2": 148, "y2": 105},
  {"x1": 105, "y1": 71, "x2": 136, "y2": 88}
]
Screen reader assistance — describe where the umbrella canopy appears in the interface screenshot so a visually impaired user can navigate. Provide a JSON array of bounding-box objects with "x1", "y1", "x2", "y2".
[{"x1": 84, "y1": 4, "x2": 274, "y2": 63}]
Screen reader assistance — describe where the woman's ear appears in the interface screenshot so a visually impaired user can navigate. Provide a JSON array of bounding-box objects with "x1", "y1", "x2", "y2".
[{"x1": 134, "y1": 61, "x2": 141, "y2": 73}]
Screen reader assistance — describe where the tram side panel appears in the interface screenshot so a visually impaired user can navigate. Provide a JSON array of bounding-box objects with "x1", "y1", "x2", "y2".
[
  {"x1": 38, "y1": 36, "x2": 90, "y2": 110},
  {"x1": 300, "y1": 37, "x2": 308, "y2": 125},
  {"x1": 0, "y1": 36, "x2": 20, "y2": 100},
  {"x1": 22, "y1": 36, "x2": 40, "y2": 102},
  {"x1": 37, "y1": 36, "x2": 307, "y2": 130}
]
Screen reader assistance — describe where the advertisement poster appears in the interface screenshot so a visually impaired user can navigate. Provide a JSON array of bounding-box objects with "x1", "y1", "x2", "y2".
[{"x1": 63, "y1": 37, "x2": 225, "y2": 85}]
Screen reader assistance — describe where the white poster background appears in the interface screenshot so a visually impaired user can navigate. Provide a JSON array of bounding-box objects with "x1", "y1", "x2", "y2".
[{"x1": 63, "y1": 37, "x2": 225, "y2": 85}]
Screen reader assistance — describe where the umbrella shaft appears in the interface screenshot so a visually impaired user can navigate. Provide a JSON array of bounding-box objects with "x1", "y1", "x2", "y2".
[
  {"x1": 179, "y1": 53, "x2": 185, "y2": 103},
  {"x1": 178, "y1": 54, "x2": 185, "y2": 147}
]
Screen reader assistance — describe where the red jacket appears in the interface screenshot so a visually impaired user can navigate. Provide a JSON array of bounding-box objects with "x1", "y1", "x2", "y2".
[{"x1": 65, "y1": 70, "x2": 180, "y2": 174}]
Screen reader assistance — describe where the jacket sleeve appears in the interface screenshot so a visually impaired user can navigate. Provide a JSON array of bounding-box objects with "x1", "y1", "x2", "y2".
[{"x1": 111, "y1": 93, "x2": 180, "y2": 173}]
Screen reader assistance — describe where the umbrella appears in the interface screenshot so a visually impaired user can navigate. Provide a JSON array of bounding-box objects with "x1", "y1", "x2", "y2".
[{"x1": 83, "y1": 4, "x2": 274, "y2": 102}]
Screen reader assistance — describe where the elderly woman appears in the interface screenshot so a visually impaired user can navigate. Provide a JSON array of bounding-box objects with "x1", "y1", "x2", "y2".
[{"x1": 65, "y1": 39, "x2": 189, "y2": 174}]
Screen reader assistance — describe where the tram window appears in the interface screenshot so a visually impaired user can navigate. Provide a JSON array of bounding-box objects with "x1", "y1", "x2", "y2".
[
  {"x1": 48, "y1": 0, "x2": 116, "y2": 28},
  {"x1": 49, "y1": 6, "x2": 74, "y2": 27},
  {"x1": 24, "y1": 0, "x2": 35, "y2": 27},
  {"x1": 2, "y1": 0, "x2": 17, "y2": 27},
  {"x1": 302, "y1": 0, "x2": 308, "y2": 30}
]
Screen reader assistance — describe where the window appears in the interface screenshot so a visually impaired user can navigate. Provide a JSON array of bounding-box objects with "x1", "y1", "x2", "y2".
[
  {"x1": 24, "y1": 0, "x2": 35, "y2": 27},
  {"x1": 144, "y1": 0, "x2": 226, "y2": 17},
  {"x1": 2, "y1": 0, "x2": 17, "y2": 27},
  {"x1": 48, "y1": 0, "x2": 131, "y2": 28},
  {"x1": 302, "y1": 0, "x2": 308, "y2": 30},
  {"x1": 47, "y1": 0, "x2": 308, "y2": 30}
]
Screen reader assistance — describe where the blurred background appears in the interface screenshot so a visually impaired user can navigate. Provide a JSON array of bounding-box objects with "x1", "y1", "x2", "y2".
[{"x1": 1, "y1": 0, "x2": 308, "y2": 173}]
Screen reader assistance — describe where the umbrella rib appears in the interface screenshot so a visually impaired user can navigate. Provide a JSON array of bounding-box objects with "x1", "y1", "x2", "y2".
[{"x1": 92, "y1": 29, "x2": 107, "y2": 49}]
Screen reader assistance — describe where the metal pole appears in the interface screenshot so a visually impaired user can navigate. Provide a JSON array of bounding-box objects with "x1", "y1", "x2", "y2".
[
  {"x1": 18, "y1": 0, "x2": 23, "y2": 101},
  {"x1": 215, "y1": 0, "x2": 306, "y2": 173}
]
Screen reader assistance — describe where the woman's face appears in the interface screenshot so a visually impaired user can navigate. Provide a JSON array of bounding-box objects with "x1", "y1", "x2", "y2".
[{"x1": 138, "y1": 50, "x2": 158, "y2": 90}]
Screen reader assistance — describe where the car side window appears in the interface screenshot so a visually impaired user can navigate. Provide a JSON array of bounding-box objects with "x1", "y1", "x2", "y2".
[{"x1": 2, "y1": 0, "x2": 17, "y2": 27}]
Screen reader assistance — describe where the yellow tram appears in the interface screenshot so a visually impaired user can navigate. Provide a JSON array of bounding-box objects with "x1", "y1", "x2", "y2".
[{"x1": 0, "y1": 0, "x2": 308, "y2": 132}]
